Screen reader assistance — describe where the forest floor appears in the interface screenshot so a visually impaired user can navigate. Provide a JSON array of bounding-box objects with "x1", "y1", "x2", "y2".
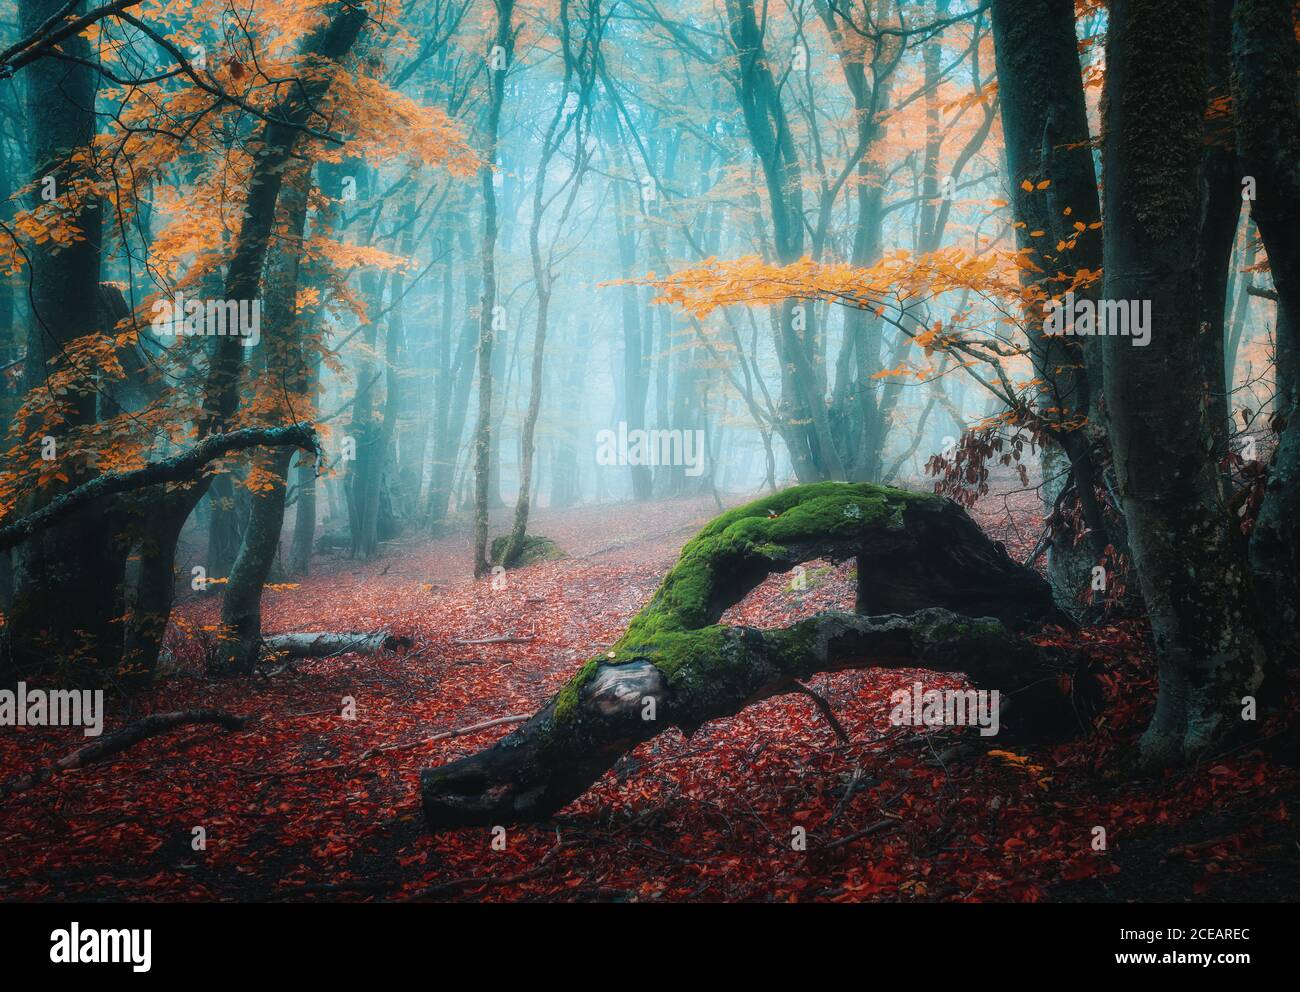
[{"x1": 2, "y1": 482, "x2": 1299, "y2": 902}]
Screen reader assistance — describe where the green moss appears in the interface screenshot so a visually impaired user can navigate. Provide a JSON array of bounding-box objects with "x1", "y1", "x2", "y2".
[
  {"x1": 916, "y1": 612, "x2": 1002, "y2": 643},
  {"x1": 490, "y1": 533, "x2": 565, "y2": 567},
  {"x1": 552, "y1": 482, "x2": 943, "y2": 723},
  {"x1": 553, "y1": 658, "x2": 598, "y2": 723},
  {"x1": 619, "y1": 482, "x2": 936, "y2": 647},
  {"x1": 653, "y1": 627, "x2": 732, "y2": 679},
  {"x1": 717, "y1": 482, "x2": 934, "y2": 544}
]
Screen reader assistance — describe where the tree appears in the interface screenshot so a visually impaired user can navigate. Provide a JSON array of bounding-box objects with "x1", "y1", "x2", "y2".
[
  {"x1": 1099, "y1": 0, "x2": 1266, "y2": 768},
  {"x1": 471, "y1": 0, "x2": 516, "y2": 579},
  {"x1": 1232, "y1": 0, "x2": 1300, "y2": 635},
  {"x1": 502, "y1": 0, "x2": 602, "y2": 566},
  {"x1": 988, "y1": 0, "x2": 1113, "y2": 614},
  {"x1": 5, "y1": 0, "x2": 120, "y2": 678},
  {"x1": 0, "y1": 0, "x2": 476, "y2": 681},
  {"x1": 214, "y1": 164, "x2": 315, "y2": 673}
]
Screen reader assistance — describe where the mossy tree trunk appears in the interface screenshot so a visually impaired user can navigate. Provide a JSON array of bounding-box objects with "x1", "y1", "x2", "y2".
[
  {"x1": 423, "y1": 482, "x2": 1083, "y2": 829},
  {"x1": 216, "y1": 163, "x2": 313, "y2": 674},
  {"x1": 1100, "y1": 0, "x2": 1267, "y2": 769}
]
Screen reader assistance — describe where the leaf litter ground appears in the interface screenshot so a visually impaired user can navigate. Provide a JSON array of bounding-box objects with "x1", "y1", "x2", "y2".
[{"x1": 2, "y1": 488, "x2": 1298, "y2": 902}]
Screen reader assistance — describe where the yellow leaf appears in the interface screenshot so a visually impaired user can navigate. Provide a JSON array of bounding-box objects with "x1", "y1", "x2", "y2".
[{"x1": 989, "y1": 749, "x2": 1030, "y2": 765}]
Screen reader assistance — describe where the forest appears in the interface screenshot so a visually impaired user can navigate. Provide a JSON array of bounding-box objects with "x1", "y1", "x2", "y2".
[{"x1": 0, "y1": 0, "x2": 1296, "y2": 918}]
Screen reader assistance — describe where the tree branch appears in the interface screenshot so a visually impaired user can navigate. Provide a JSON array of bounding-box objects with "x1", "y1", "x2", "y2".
[
  {"x1": 0, "y1": 423, "x2": 318, "y2": 551},
  {"x1": 0, "y1": 709, "x2": 247, "y2": 802}
]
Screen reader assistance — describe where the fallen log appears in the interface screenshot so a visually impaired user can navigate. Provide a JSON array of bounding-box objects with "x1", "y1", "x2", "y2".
[
  {"x1": 422, "y1": 482, "x2": 1087, "y2": 830},
  {"x1": 262, "y1": 632, "x2": 413, "y2": 658},
  {"x1": 0, "y1": 709, "x2": 248, "y2": 801}
]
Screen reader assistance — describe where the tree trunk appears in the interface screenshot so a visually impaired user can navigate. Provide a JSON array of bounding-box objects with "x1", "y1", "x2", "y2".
[
  {"x1": 205, "y1": 471, "x2": 242, "y2": 583},
  {"x1": 347, "y1": 225, "x2": 385, "y2": 559},
  {"x1": 611, "y1": 146, "x2": 653, "y2": 501},
  {"x1": 263, "y1": 631, "x2": 412, "y2": 658},
  {"x1": 471, "y1": 0, "x2": 514, "y2": 577},
  {"x1": 990, "y1": 0, "x2": 1112, "y2": 618},
  {"x1": 5, "y1": 0, "x2": 123, "y2": 681},
  {"x1": 1101, "y1": 0, "x2": 1266, "y2": 768},
  {"x1": 216, "y1": 447, "x2": 296, "y2": 673},
  {"x1": 1231, "y1": 0, "x2": 1300, "y2": 335},
  {"x1": 726, "y1": 0, "x2": 843, "y2": 482},
  {"x1": 113, "y1": 2, "x2": 368, "y2": 681},
  {"x1": 549, "y1": 320, "x2": 592, "y2": 508},
  {"x1": 1196, "y1": 0, "x2": 1242, "y2": 464},
  {"x1": 427, "y1": 221, "x2": 479, "y2": 533},
  {"x1": 358, "y1": 221, "x2": 409, "y2": 557},
  {"x1": 288, "y1": 372, "x2": 320, "y2": 579},
  {"x1": 423, "y1": 482, "x2": 1076, "y2": 828},
  {"x1": 217, "y1": 164, "x2": 314, "y2": 674}
]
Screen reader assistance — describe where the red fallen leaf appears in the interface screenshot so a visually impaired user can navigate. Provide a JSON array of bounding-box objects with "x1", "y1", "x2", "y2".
[
  {"x1": 1060, "y1": 858, "x2": 1101, "y2": 881},
  {"x1": 4, "y1": 498, "x2": 1296, "y2": 904}
]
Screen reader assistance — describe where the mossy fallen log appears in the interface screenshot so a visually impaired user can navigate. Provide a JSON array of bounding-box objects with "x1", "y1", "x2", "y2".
[{"x1": 422, "y1": 482, "x2": 1080, "y2": 830}]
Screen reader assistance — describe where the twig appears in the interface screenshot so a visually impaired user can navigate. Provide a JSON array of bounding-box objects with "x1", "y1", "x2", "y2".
[
  {"x1": 0, "y1": 709, "x2": 248, "y2": 801},
  {"x1": 826, "y1": 767, "x2": 869, "y2": 828},
  {"x1": 250, "y1": 713, "x2": 531, "y2": 779},
  {"x1": 821, "y1": 818, "x2": 902, "y2": 850},
  {"x1": 793, "y1": 679, "x2": 850, "y2": 744}
]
